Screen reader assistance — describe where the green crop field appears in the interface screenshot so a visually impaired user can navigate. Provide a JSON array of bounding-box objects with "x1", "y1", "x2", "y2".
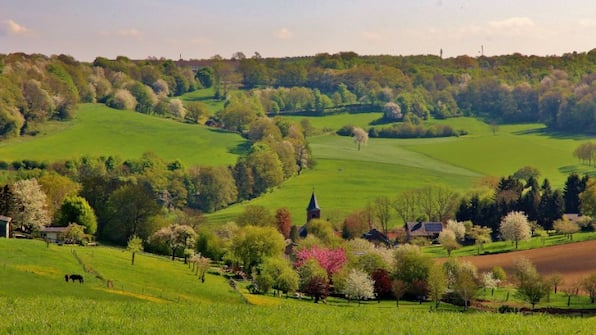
[
  {"x1": 0, "y1": 103, "x2": 248, "y2": 167},
  {"x1": 1, "y1": 239, "x2": 594, "y2": 335}
]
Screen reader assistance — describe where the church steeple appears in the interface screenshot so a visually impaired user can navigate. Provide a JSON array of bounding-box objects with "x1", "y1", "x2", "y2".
[{"x1": 306, "y1": 191, "x2": 320, "y2": 222}]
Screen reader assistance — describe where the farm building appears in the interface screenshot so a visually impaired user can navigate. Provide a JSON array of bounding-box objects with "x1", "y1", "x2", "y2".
[
  {"x1": 362, "y1": 228, "x2": 393, "y2": 247},
  {"x1": 40, "y1": 226, "x2": 69, "y2": 243},
  {"x1": 0, "y1": 215, "x2": 11, "y2": 238},
  {"x1": 405, "y1": 221, "x2": 443, "y2": 241}
]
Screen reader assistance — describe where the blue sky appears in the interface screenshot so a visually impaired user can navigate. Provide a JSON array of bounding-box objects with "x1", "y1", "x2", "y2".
[{"x1": 1, "y1": 0, "x2": 595, "y2": 61}]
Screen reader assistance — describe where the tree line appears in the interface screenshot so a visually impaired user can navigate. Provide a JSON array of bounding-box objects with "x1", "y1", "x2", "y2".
[{"x1": 2, "y1": 50, "x2": 595, "y2": 142}]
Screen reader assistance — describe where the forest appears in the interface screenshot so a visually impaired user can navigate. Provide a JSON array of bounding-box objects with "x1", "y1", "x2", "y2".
[{"x1": 1, "y1": 50, "x2": 595, "y2": 142}]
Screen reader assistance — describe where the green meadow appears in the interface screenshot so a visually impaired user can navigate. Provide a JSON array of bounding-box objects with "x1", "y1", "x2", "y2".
[
  {"x1": 1, "y1": 239, "x2": 594, "y2": 335},
  {"x1": 0, "y1": 103, "x2": 248, "y2": 167},
  {"x1": 179, "y1": 87, "x2": 225, "y2": 114},
  {"x1": 0, "y1": 101, "x2": 593, "y2": 226},
  {"x1": 208, "y1": 115, "x2": 594, "y2": 225}
]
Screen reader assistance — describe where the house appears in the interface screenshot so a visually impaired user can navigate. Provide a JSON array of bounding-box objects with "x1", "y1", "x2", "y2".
[
  {"x1": 405, "y1": 221, "x2": 443, "y2": 241},
  {"x1": 362, "y1": 228, "x2": 393, "y2": 247},
  {"x1": 0, "y1": 215, "x2": 11, "y2": 238},
  {"x1": 298, "y1": 191, "x2": 321, "y2": 238},
  {"x1": 40, "y1": 226, "x2": 69, "y2": 243}
]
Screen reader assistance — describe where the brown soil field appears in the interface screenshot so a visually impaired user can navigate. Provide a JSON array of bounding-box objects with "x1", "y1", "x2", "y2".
[{"x1": 442, "y1": 240, "x2": 596, "y2": 286}]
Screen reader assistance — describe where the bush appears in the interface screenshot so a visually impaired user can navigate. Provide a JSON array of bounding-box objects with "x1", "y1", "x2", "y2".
[
  {"x1": 498, "y1": 305, "x2": 519, "y2": 313},
  {"x1": 336, "y1": 125, "x2": 354, "y2": 136}
]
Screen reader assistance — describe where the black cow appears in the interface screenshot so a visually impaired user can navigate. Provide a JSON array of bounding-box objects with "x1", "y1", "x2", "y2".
[{"x1": 68, "y1": 274, "x2": 84, "y2": 283}]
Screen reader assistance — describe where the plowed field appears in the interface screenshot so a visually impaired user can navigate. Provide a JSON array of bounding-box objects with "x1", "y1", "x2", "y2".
[{"x1": 447, "y1": 240, "x2": 596, "y2": 286}]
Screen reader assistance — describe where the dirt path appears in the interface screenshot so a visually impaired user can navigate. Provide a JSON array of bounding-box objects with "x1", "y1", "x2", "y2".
[{"x1": 442, "y1": 240, "x2": 596, "y2": 286}]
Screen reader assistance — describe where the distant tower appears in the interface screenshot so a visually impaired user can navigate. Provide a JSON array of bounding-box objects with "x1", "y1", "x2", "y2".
[{"x1": 306, "y1": 191, "x2": 320, "y2": 222}]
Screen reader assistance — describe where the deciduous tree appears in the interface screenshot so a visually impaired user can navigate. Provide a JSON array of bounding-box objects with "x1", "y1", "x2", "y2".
[
  {"x1": 231, "y1": 225, "x2": 285, "y2": 273},
  {"x1": 582, "y1": 273, "x2": 596, "y2": 304},
  {"x1": 105, "y1": 184, "x2": 160, "y2": 245},
  {"x1": 499, "y1": 211, "x2": 531, "y2": 249},
  {"x1": 57, "y1": 195, "x2": 98, "y2": 235},
  {"x1": 428, "y1": 263, "x2": 447, "y2": 310},
  {"x1": 438, "y1": 229, "x2": 460, "y2": 256},
  {"x1": 342, "y1": 269, "x2": 375, "y2": 304},
  {"x1": 127, "y1": 234, "x2": 143, "y2": 265},
  {"x1": 352, "y1": 127, "x2": 368, "y2": 151},
  {"x1": 10, "y1": 178, "x2": 50, "y2": 233},
  {"x1": 373, "y1": 196, "x2": 391, "y2": 236},
  {"x1": 237, "y1": 205, "x2": 274, "y2": 227},
  {"x1": 553, "y1": 217, "x2": 580, "y2": 240},
  {"x1": 274, "y1": 207, "x2": 292, "y2": 239}
]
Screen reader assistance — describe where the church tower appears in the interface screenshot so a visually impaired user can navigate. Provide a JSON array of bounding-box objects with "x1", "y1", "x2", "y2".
[{"x1": 306, "y1": 191, "x2": 320, "y2": 222}]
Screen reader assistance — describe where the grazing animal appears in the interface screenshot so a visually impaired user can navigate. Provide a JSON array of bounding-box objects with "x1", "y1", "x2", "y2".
[
  {"x1": 64, "y1": 274, "x2": 69, "y2": 282},
  {"x1": 69, "y1": 274, "x2": 84, "y2": 283}
]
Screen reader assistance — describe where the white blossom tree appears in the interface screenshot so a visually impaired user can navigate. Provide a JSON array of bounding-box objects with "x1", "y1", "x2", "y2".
[
  {"x1": 499, "y1": 211, "x2": 531, "y2": 249},
  {"x1": 445, "y1": 219, "x2": 466, "y2": 241},
  {"x1": 352, "y1": 127, "x2": 368, "y2": 151},
  {"x1": 151, "y1": 224, "x2": 196, "y2": 261},
  {"x1": 480, "y1": 271, "x2": 500, "y2": 296},
  {"x1": 109, "y1": 89, "x2": 137, "y2": 110},
  {"x1": 383, "y1": 102, "x2": 402, "y2": 121},
  {"x1": 438, "y1": 229, "x2": 460, "y2": 256},
  {"x1": 168, "y1": 98, "x2": 186, "y2": 119},
  {"x1": 342, "y1": 268, "x2": 376, "y2": 304},
  {"x1": 11, "y1": 178, "x2": 50, "y2": 233},
  {"x1": 191, "y1": 254, "x2": 211, "y2": 283}
]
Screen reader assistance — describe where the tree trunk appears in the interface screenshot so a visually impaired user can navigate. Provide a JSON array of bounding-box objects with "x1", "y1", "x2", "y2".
[
  {"x1": 131, "y1": 252, "x2": 135, "y2": 265},
  {"x1": 171, "y1": 248, "x2": 176, "y2": 261},
  {"x1": 567, "y1": 295, "x2": 571, "y2": 306}
]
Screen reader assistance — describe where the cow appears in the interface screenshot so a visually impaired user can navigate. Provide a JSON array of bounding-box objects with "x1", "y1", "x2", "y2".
[{"x1": 68, "y1": 274, "x2": 84, "y2": 283}]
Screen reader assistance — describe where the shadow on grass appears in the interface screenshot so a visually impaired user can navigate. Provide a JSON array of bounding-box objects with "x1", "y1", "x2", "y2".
[
  {"x1": 228, "y1": 141, "x2": 252, "y2": 155},
  {"x1": 559, "y1": 165, "x2": 596, "y2": 177},
  {"x1": 511, "y1": 127, "x2": 595, "y2": 140}
]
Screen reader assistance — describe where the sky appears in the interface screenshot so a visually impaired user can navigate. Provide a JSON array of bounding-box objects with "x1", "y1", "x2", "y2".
[{"x1": 1, "y1": 0, "x2": 595, "y2": 61}]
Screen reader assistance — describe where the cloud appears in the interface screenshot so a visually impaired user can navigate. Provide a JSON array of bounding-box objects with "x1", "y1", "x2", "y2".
[
  {"x1": 275, "y1": 28, "x2": 293, "y2": 40},
  {"x1": 488, "y1": 17, "x2": 535, "y2": 29},
  {"x1": 1, "y1": 19, "x2": 31, "y2": 35},
  {"x1": 98, "y1": 28, "x2": 142, "y2": 39}
]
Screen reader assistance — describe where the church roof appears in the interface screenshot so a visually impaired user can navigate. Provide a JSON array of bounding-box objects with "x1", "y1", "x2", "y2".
[{"x1": 306, "y1": 192, "x2": 320, "y2": 211}]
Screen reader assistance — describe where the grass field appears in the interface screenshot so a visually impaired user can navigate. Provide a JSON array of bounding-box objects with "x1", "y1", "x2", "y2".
[
  {"x1": 207, "y1": 118, "x2": 594, "y2": 225},
  {"x1": 1, "y1": 239, "x2": 594, "y2": 335},
  {"x1": 0, "y1": 103, "x2": 248, "y2": 167},
  {"x1": 0, "y1": 98, "x2": 593, "y2": 227},
  {"x1": 179, "y1": 87, "x2": 225, "y2": 114}
]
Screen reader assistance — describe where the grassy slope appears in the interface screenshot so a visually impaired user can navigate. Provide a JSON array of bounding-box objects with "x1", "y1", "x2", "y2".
[
  {"x1": 179, "y1": 87, "x2": 225, "y2": 114},
  {"x1": 0, "y1": 99, "x2": 593, "y2": 226},
  {"x1": 404, "y1": 122, "x2": 596, "y2": 187},
  {"x1": 1, "y1": 239, "x2": 594, "y2": 335},
  {"x1": 208, "y1": 117, "x2": 594, "y2": 225},
  {"x1": 0, "y1": 103, "x2": 248, "y2": 166}
]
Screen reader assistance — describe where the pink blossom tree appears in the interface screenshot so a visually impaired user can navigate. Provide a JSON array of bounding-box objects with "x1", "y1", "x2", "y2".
[{"x1": 295, "y1": 246, "x2": 347, "y2": 278}]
